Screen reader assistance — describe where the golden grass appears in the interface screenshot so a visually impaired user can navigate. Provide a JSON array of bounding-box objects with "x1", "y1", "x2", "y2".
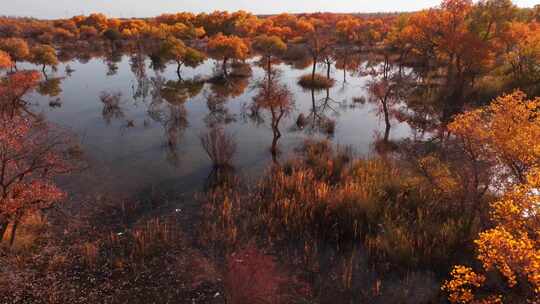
[
  {"x1": 200, "y1": 140, "x2": 480, "y2": 269},
  {"x1": 298, "y1": 74, "x2": 335, "y2": 89}
]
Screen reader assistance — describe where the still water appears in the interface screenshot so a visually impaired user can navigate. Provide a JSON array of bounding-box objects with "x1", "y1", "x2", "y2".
[{"x1": 21, "y1": 56, "x2": 412, "y2": 201}]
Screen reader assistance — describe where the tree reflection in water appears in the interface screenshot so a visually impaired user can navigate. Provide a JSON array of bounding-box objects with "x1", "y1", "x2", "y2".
[
  {"x1": 129, "y1": 53, "x2": 151, "y2": 103},
  {"x1": 148, "y1": 77, "x2": 204, "y2": 166},
  {"x1": 295, "y1": 88, "x2": 339, "y2": 137},
  {"x1": 200, "y1": 127, "x2": 237, "y2": 190},
  {"x1": 37, "y1": 77, "x2": 63, "y2": 98},
  {"x1": 204, "y1": 77, "x2": 249, "y2": 128},
  {"x1": 251, "y1": 71, "x2": 294, "y2": 163}
]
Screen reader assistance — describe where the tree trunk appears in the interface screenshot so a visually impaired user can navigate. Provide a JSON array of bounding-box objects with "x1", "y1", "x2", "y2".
[
  {"x1": 311, "y1": 57, "x2": 317, "y2": 82},
  {"x1": 9, "y1": 219, "x2": 19, "y2": 246},
  {"x1": 326, "y1": 62, "x2": 331, "y2": 79},
  {"x1": 270, "y1": 109, "x2": 281, "y2": 164},
  {"x1": 176, "y1": 62, "x2": 183, "y2": 80},
  {"x1": 0, "y1": 220, "x2": 8, "y2": 243},
  {"x1": 42, "y1": 65, "x2": 48, "y2": 80},
  {"x1": 223, "y1": 58, "x2": 228, "y2": 77},
  {"x1": 382, "y1": 100, "x2": 391, "y2": 142}
]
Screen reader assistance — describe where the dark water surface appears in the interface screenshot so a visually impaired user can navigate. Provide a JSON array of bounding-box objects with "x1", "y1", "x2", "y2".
[{"x1": 21, "y1": 56, "x2": 412, "y2": 201}]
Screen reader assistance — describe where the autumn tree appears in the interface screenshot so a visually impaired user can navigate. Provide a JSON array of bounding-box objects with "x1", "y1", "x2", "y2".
[
  {"x1": 0, "y1": 71, "x2": 41, "y2": 116},
  {"x1": 401, "y1": 0, "x2": 507, "y2": 112},
  {"x1": 416, "y1": 90, "x2": 540, "y2": 303},
  {"x1": 0, "y1": 115, "x2": 75, "y2": 245},
  {"x1": 385, "y1": 15, "x2": 415, "y2": 71},
  {"x1": 160, "y1": 37, "x2": 206, "y2": 80},
  {"x1": 443, "y1": 167, "x2": 540, "y2": 303},
  {"x1": 252, "y1": 34, "x2": 287, "y2": 74},
  {"x1": 335, "y1": 17, "x2": 361, "y2": 83},
  {"x1": 252, "y1": 74, "x2": 293, "y2": 161},
  {"x1": 29, "y1": 44, "x2": 58, "y2": 77},
  {"x1": 0, "y1": 51, "x2": 11, "y2": 69},
  {"x1": 80, "y1": 13, "x2": 109, "y2": 32},
  {"x1": 103, "y1": 27, "x2": 122, "y2": 50},
  {"x1": 0, "y1": 38, "x2": 29, "y2": 70},
  {"x1": 294, "y1": 16, "x2": 336, "y2": 86},
  {"x1": 79, "y1": 25, "x2": 99, "y2": 40},
  {"x1": 504, "y1": 22, "x2": 540, "y2": 90},
  {"x1": 469, "y1": 0, "x2": 517, "y2": 42},
  {"x1": 368, "y1": 79, "x2": 398, "y2": 142},
  {"x1": 448, "y1": 90, "x2": 540, "y2": 184},
  {"x1": 207, "y1": 33, "x2": 249, "y2": 77}
]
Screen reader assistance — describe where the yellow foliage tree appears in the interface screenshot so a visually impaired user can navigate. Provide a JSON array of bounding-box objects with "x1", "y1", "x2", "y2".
[
  {"x1": 444, "y1": 90, "x2": 540, "y2": 303},
  {"x1": 448, "y1": 90, "x2": 540, "y2": 184},
  {"x1": 443, "y1": 168, "x2": 540, "y2": 303}
]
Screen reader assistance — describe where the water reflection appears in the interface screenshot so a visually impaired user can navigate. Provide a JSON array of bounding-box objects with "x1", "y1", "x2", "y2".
[
  {"x1": 200, "y1": 127, "x2": 237, "y2": 190},
  {"x1": 37, "y1": 77, "x2": 63, "y2": 97},
  {"x1": 251, "y1": 72, "x2": 294, "y2": 163},
  {"x1": 18, "y1": 53, "x2": 413, "y2": 196},
  {"x1": 99, "y1": 90, "x2": 125, "y2": 125},
  {"x1": 295, "y1": 88, "x2": 339, "y2": 137},
  {"x1": 147, "y1": 77, "x2": 195, "y2": 167}
]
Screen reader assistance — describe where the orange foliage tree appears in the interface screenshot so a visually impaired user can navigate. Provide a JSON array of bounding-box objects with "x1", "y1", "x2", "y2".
[
  {"x1": 0, "y1": 71, "x2": 41, "y2": 116},
  {"x1": 207, "y1": 33, "x2": 249, "y2": 77},
  {"x1": 0, "y1": 115, "x2": 75, "y2": 245},
  {"x1": 0, "y1": 50, "x2": 11, "y2": 69},
  {"x1": 160, "y1": 37, "x2": 206, "y2": 80},
  {"x1": 505, "y1": 21, "x2": 540, "y2": 89},
  {"x1": 0, "y1": 38, "x2": 30, "y2": 70},
  {"x1": 294, "y1": 17, "x2": 336, "y2": 82},
  {"x1": 252, "y1": 34, "x2": 287, "y2": 74},
  {"x1": 29, "y1": 44, "x2": 59, "y2": 76}
]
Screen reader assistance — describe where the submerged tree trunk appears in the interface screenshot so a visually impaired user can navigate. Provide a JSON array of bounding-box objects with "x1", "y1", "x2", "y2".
[
  {"x1": 42, "y1": 65, "x2": 48, "y2": 80},
  {"x1": 270, "y1": 104, "x2": 285, "y2": 164},
  {"x1": 176, "y1": 62, "x2": 183, "y2": 80},
  {"x1": 382, "y1": 98, "x2": 391, "y2": 142},
  {"x1": 267, "y1": 55, "x2": 272, "y2": 76},
  {"x1": 311, "y1": 57, "x2": 317, "y2": 82},
  {"x1": 223, "y1": 58, "x2": 229, "y2": 78},
  {"x1": 326, "y1": 61, "x2": 331, "y2": 79}
]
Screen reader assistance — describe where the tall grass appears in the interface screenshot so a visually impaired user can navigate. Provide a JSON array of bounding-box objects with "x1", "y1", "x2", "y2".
[{"x1": 201, "y1": 140, "x2": 480, "y2": 271}]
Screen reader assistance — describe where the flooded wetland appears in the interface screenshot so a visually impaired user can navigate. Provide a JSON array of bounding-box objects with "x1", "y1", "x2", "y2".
[{"x1": 1, "y1": 3, "x2": 539, "y2": 303}]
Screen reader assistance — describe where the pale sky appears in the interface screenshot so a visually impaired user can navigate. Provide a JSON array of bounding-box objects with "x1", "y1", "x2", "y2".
[{"x1": 2, "y1": 0, "x2": 538, "y2": 19}]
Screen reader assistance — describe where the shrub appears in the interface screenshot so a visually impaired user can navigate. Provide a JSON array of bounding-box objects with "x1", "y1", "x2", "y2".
[{"x1": 200, "y1": 127, "x2": 237, "y2": 168}]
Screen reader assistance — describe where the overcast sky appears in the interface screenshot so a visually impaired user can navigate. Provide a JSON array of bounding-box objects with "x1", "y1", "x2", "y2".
[{"x1": 3, "y1": 0, "x2": 538, "y2": 19}]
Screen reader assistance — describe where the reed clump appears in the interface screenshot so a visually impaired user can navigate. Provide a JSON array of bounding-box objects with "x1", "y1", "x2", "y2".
[{"x1": 298, "y1": 74, "x2": 335, "y2": 89}]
